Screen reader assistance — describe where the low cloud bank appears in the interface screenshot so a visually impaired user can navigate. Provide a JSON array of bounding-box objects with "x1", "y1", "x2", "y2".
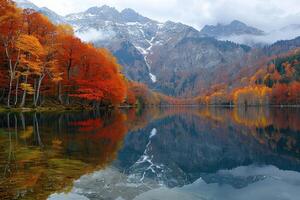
[
  {"x1": 75, "y1": 28, "x2": 116, "y2": 42},
  {"x1": 219, "y1": 27, "x2": 300, "y2": 46}
]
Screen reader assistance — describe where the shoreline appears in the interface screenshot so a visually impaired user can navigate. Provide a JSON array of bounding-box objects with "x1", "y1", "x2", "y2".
[
  {"x1": 0, "y1": 106, "x2": 94, "y2": 113},
  {"x1": 1, "y1": 104, "x2": 300, "y2": 113}
]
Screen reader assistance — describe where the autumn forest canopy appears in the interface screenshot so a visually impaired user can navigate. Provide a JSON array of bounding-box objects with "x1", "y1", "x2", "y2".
[
  {"x1": 197, "y1": 49, "x2": 300, "y2": 106},
  {"x1": 0, "y1": 0, "x2": 300, "y2": 109},
  {"x1": 0, "y1": 0, "x2": 131, "y2": 108}
]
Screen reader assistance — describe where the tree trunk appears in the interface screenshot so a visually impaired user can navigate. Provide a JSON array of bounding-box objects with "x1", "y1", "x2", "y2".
[
  {"x1": 57, "y1": 82, "x2": 63, "y2": 104},
  {"x1": 34, "y1": 76, "x2": 43, "y2": 107},
  {"x1": 5, "y1": 47, "x2": 13, "y2": 108},
  {"x1": 14, "y1": 77, "x2": 19, "y2": 106},
  {"x1": 5, "y1": 47, "x2": 20, "y2": 108},
  {"x1": 66, "y1": 61, "x2": 72, "y2": 105},
  {"x1": 20, "y1": 75, "x2": 28, "y2": 108},
  {"x1": 7, "y1": 64, "x2": 13, "y2": 108},
  {"x1": 33, "y1": 78, "x2": 37, "y2": 105}
]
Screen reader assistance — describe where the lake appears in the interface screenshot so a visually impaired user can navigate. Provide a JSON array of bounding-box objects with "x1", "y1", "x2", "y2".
[{"x1": 0, "y1": 107, "x2": 300, "y2": 200}]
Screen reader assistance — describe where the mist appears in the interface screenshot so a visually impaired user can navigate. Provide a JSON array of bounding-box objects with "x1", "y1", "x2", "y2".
[
  {"x1": 75, "y1": 28, "x2": 116, "y2": 42},
  {"x1": 219, "y1": 27, "x2": 300, "y2": 46}
]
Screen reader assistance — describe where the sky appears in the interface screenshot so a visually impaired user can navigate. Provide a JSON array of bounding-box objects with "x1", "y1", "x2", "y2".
[{"x1": 29, "y1": 0, "x2": 300, "y2": 31}]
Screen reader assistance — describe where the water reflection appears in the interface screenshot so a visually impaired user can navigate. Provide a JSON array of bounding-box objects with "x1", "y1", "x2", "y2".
[
  {"x1": 0, "y1": 110, "x2": 128, "y2": 200},
  {"x1": 133, "y1": 165, "x2": 300, "y2": 200},
  {"x1": 0, "y1": 107, "x2": 300, "y2": 200},
  {"x1": 115, "y1": 107, "x2": 300, "y2": 188}
]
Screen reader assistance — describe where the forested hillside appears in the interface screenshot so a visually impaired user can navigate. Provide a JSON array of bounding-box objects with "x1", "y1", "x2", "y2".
[
  {"x1": 197, "y1": 49, "x2": 300, "y2": 106},
  {"x1": 0, "y1": 0, "x2": 129, "y2": 108}
]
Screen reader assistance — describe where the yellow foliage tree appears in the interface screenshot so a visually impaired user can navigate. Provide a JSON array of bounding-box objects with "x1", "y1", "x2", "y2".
[{"x1": 16, "y1": 34, "x2": 45, "y2": 107}]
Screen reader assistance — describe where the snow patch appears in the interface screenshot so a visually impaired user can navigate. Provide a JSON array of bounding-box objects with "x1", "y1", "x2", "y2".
[
  {"x1": 149, "y1": 128, "x2": 157, "y2": 139},
  {"x1": 136, "y1": 35, "x2": 158, "y2": 83},
  {"x1": 158, "y1": 23, "x2": 164, "y2": 29},
  {"x1": 136, "y1": 46, "x2": 148, "y2": 55},
  {"x1": 86, "y1": 13, "x2": 96, "y2": 17},
  {"x1": 149, "y1": 73, "x2": 157, "y2": 83},
  {"x1": 126, "y1": 22, "x2": 142, "y2": 26}
]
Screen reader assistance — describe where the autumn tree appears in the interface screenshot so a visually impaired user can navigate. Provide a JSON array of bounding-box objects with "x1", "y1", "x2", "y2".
[
  {"x1": 233, "y1": 86, "x2": 272, "y2": 106},
  {"x1": 288, "y1": 82, "x2": 300, "y2": 105},
  {"x1": 57, "y1": 32, "x2": 82, "y2": 104},
  {"x1": 22, "y1": 10, "x2": 62, "y2": 106},
  {"x1": 0, "y1": 0, "x2": 23, "y2": 107},
  {"x1": 16, "y1": 34, "x2": 44, "y2": 107},
  {"x1": 71, "y1": 46, "x2": 127, "y2": 107}
]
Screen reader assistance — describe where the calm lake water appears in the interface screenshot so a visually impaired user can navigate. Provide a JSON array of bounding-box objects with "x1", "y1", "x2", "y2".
[{"x1": 0, "y1": 107, "x2": 300, "y2": 200}]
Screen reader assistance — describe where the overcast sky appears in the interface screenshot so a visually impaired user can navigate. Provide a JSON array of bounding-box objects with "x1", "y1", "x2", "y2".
[{"x1": 29, "y1": 0, "x2": 300, "y2": 31}]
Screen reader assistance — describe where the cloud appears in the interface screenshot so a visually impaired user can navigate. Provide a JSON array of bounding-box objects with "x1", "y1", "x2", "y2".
[
  {"x1": 30, "y1": 0, "x2": 300, "y2": 32},
  {"x1": 75, "y1": 28, "x2": 116, "y2": 42},
  {"x1": 219, "y1": 27, "x2": 300, "y2": 46}
]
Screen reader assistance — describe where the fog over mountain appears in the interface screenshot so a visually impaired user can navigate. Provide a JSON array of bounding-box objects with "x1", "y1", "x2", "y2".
[
  {"x1": 219, "y1": 26, "x2": 300, "y2": 46},
  {"x1": 27, "y1": 0, "x2": 300, "y2": 31}
]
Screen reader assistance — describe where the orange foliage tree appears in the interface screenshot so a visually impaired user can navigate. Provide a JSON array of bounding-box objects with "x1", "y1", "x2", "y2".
[{"x1": 0, "y1": 1, "x2": 128, "y2": 108}]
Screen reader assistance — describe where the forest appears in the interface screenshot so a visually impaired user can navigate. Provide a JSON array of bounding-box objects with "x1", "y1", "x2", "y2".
[
  {"x1": 0, "y1": 0, "x2": 131, "y2": 109},
  {"x1": 1, "y1": 0, "x2": 300, "y2": 110},
  {"x1": 196, "y1": 49, "x2": 300, "y2": 106}
]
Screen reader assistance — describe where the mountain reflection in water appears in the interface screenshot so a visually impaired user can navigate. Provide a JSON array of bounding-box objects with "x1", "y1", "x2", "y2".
[{"x1": 0, "y1": 107, "x2": 300, "y2": 200}]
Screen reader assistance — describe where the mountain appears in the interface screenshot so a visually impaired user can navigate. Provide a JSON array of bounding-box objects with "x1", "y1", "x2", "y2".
[
  {"x1": 14, "y1": 0, "x2": 65, "y2": 24},
  {"x1": 264, "y1": 36, "x2": 300, "y2": 56},
  {"x1": 38, "y1": 7, "x2": 66, "y2": 24},
  {"x1": 200, "y1": 20, "x2": 265, "y2": 38},
  {"x1": 11, "y1": 2, "x2": 263, "y2": 95},
  {"x1": 14, "y1": 0, "x2": 39, "y2": 10},
  {"x1": 64, "y1": 6, "x2": 251, "y2": 95}
]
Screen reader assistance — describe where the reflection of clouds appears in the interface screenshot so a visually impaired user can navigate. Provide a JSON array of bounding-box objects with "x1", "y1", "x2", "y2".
[
  {"x1": 47, "y1": 165, "x2": 300, "y2": 200},
  {"x1": 48, "y1": 167, "x2": 159, "y2": 200},
  {"x1": 134, "y1": 165, "x2": 300, "y2": 200},
  {"x1": 48, "y1": 193, "x2": 88, "y2": 200}
]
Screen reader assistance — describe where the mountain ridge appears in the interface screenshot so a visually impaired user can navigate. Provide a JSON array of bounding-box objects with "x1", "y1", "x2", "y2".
[{"x1": 200, "y1": 20, "x2": 265, "y2": 38}]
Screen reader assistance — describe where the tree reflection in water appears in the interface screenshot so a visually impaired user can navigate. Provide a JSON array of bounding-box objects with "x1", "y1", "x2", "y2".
[{"x1": 0, "y1": 110, "x2": 128, "y2": 200}]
